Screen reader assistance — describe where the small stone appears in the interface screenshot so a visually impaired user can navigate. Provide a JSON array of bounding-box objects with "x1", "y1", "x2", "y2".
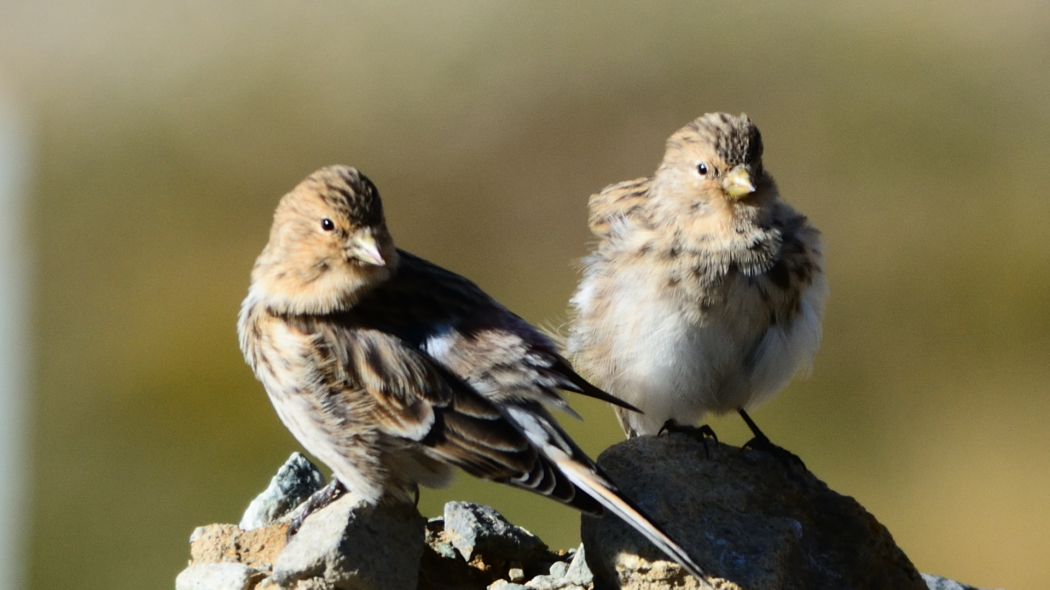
[
  {"x1": 547, "y1": 561, "x2": 568, "y2": 579},
  {"x1": 240, "y1": 453, "x2": 326, "y2": 530},
  {"x1": 271, "y1": 492, "x2": 425, "y2": 590},
  {"x1": 175, "y1": 563, "x2": 258, "y2": 590},
  {"x1": 443, "y1": 502, "x2": 548, "y2": 563},
  {"x1": 507, "y1": 567, "x2": 525, "y2": 583},
  {"x1": 189, "y1": 526, "x2": 208, "y2": 544},
  {"x1": 488, "y1": 581, "x2": 528, "y2": 590},
  {"x1": 287, "y1": 580, "x2": 335, "y2": 590},
  {"x1": 424, "y1": 517, "x2": 459, "y2": 561},
  {"x1": 563, "y1": 545, "x2": 592, "y2": 587},
  {"x1": 921, "y1": 573, "x2": 1003, "y2": 590},
  {"x1": 188, "y1": 523, "x2": 287, "y2": 570},
  {"x1": 524, "y1": 574, "x2": 557, "y2": 590},
  {"x1": 188, "y1": 525, "x2": 242, "y2": 564}
]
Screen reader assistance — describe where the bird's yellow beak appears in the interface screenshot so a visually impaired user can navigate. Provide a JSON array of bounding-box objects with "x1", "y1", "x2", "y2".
[
  {"x1": 351, "y1": 233, "x2": 386, "y2": 266},
  {"x1": 722, "y1": 165, "x2": 756, "y2": 200}
]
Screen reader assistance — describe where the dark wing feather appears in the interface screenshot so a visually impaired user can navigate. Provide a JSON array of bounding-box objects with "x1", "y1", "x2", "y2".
[
  {"x1": 346, "y1": 250, "x2": 637, "y2": 413},
  {"x1": 294, "y1": 313, "x2": 604, "y2": 514},
  {"x1": 541, "y1": 357, "x2": 641, "y2": 412}
]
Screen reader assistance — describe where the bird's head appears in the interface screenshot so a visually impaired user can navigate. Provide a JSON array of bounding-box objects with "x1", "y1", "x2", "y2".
[
  {"x1": 249, "y1": 165, "x2": 400, "y2": 315},
  {"x1": 653, "y1": 112, "x2": 773, "y2": 216}
]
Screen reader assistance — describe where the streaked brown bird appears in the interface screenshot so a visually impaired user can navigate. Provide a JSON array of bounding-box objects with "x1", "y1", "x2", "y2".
[
  {"x1": 567, "y1": 113, "x2": 828, "y2": 448},
  {"x1": 237, "y1": 165, "x2": 707, "y2": 580}
]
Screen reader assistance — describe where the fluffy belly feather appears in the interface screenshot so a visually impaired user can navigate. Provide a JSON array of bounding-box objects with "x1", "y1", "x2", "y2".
[
  {"x1": 610, "y1": 292, "x2": 759, "y2": 433},
  {"x1": 585, "y1": 267, "x2": 822, "y2": 436}
]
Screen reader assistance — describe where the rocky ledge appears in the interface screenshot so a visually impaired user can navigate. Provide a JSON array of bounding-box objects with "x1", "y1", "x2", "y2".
[{"x1": 176, "y1": 435, "x2": 1000, "y2": 590}]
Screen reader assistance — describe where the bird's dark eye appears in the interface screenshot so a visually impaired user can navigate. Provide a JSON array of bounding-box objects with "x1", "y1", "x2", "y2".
[
  {"x1": 697, "y1": 162, "x2": 708, "y2": 176},
  {"x1": 321, "y1": 218, "x2": 335, "y2": 231}
]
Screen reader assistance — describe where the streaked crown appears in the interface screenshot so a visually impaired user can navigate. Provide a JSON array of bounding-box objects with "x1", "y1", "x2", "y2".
[{"x1": 671, "y1": 112, "x2": 763, "y2": 167}]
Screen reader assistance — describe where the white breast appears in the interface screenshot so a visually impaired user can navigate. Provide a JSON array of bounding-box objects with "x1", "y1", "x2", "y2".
[{"x1": 582, "y1": 261, "x2": 826, "y2": 436}]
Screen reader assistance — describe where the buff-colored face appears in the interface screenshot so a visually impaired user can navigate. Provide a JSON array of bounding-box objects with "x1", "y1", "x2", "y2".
[
  {"x1": 250, "y1": 166, "x2": 400, "y2": 315},
  {"x1": 653, "y1": 112, "x2": 770, "y2": 216}
]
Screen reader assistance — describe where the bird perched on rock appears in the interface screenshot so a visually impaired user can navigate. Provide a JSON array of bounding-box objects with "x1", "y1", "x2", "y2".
[
  {"x1": 238, "y1": 165, "x2": 707, "y2": 581},
  {"x1": 567, "y1": 113, "x2": 828, "y2": 447}
]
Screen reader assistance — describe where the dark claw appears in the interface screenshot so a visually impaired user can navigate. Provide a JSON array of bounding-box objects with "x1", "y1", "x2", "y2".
[
  {"x1": 738, "y1": 409, "x2": 806, "y2": 470},
  {"x1": 658, "y1": 419, "x2": 719, "y2": 458},
  {"x1": 286, "y1": 478, "x2": 346, "y2": 538}
]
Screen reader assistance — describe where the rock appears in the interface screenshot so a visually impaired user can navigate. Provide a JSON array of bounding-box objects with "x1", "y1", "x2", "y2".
[
  {"x1": 582, "y1": 435, "x2": 928, "y2": 590},
  {"x1": 563, "y1": 545, "x2": 592, "y2": 587},
  {"x1": 419, "y1": 504, "x2": 575, "y2": 590},
  {"x1": 175, "y1": 563, "x2": 260, "y2": 590},
  {"x1": 596, "y1": 553, "x2": 716, "y2": 590},
  {"x1": 443, "y1": 502, "x2": 549, "y2": 564},
  {"x1": 240, "y1": 453, "x2": 326, "y2": 530},
  {"x1": 419, "y1": 517, "x2": 497, "y2": 590},
  {"x1": 419, "y1": 506, "x2": 568, "y2": 590},
  {"x1": 188, "y1": 523, "x2": 288, "y2": 570},
  {"x1": 524, "y1": 574, "x2": 563, "y2": 590},
  {"x1": 181, "y1": 467, "x2": 571, "y2": 590},
  {"x1": 921, "y1": 573, "x2": 1003, "y2": 590},
  {"x1": 488, "y1": 582, "x2": 529, "y2": 590},
  {"x1": 270, "y1": 492, "x2": 425, "y2": 590},
  {"x1": 423, "y1": 517, "x2": 459, "y2": 558},
  {"x1": 181, "y1": 447, "x2": 1004, "y2": 590}
]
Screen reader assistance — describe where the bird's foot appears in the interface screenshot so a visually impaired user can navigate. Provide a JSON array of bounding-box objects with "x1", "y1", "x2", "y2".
[
  {"x1": 741, "y1": 434, "x2": 806, "y2": 470},
  {"x1": 658, "y1": 419, "x2": 719, "y2": 458},
  {"x1": 737, "y1": 408, "x2": 806, "y2": 470},
  {"x1": 286, "y1": 478, "x2": 346, "y2": 538}
]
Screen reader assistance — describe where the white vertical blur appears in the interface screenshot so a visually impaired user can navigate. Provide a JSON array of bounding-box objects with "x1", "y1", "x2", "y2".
[{"x1": 0, "y1": 82, "x2": 30, "y2": 590}]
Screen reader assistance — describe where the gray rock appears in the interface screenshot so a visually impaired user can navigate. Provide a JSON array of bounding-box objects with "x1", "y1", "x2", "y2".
[
  {"x1": 563, "y1": 545, "x2": 592, "y2": 587},
  {"x1": 547, "y1": 561, "x2": 568, "y2": 579},
  {"x1": 921, "y1": 573, "x2": 1003, "y2": 590},
  {"x1": 443, "y1": 502, "x2": 548, "y2": 563},
  {"x1": 189, "y1": 526, "x2": 208, "y2": 544},
  {"x1": 582, "y1": 435, "x2": 928, "y2": 590},
  {"x1": 488, "y1": 582, "x2": 529, "y2": 590},
  {"x1": 271, "y1": 492, "x2": 425, "y2": 590},
  {"x1": 255, "y1": 577, "x2": 339, "y2": 590},
  {"x1": 523, "y1": 575, "x2": 559, "y2": 590},
  {"x1": 175, "y1": 563, "x2": 259, "y2": 590},
  {"x1": 240, "y1": 453, "x2": 326, "y2": 530},
  {"x1": 424, "y1": 517, "x2": 460, "y2": 561}
]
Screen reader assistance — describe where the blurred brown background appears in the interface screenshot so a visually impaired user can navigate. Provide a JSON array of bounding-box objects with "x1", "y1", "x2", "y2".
[{"x1": 0, "y1": 1, "x2": 1048, "y2": 589}]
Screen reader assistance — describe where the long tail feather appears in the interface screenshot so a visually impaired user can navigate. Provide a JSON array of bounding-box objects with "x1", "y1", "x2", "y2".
[{"x1": 552, "y1": 455, "x2": 710, "y2": 585}]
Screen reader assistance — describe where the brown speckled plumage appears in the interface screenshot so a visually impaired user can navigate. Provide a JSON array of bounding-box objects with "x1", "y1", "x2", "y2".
[
  {"x1": 237, "y1": 166, "x2": 707, "y2": 581},
  {"x1": 568, "y1": 113, "x2": 828, "y2": 438}
]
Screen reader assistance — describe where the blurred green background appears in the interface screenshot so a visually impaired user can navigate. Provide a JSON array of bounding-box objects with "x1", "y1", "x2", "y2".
[{"x1": 1, "y1": 1, "x2": 1048, "y2": 589}]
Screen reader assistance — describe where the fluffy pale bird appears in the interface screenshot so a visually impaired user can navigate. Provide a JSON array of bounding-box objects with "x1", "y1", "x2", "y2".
[
  {"x1": 238, "y1": 166, "x2": 707, "y2": 580},
  {"x1": 568, "y1": 113, "x2": 828, "y2": 445}
]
